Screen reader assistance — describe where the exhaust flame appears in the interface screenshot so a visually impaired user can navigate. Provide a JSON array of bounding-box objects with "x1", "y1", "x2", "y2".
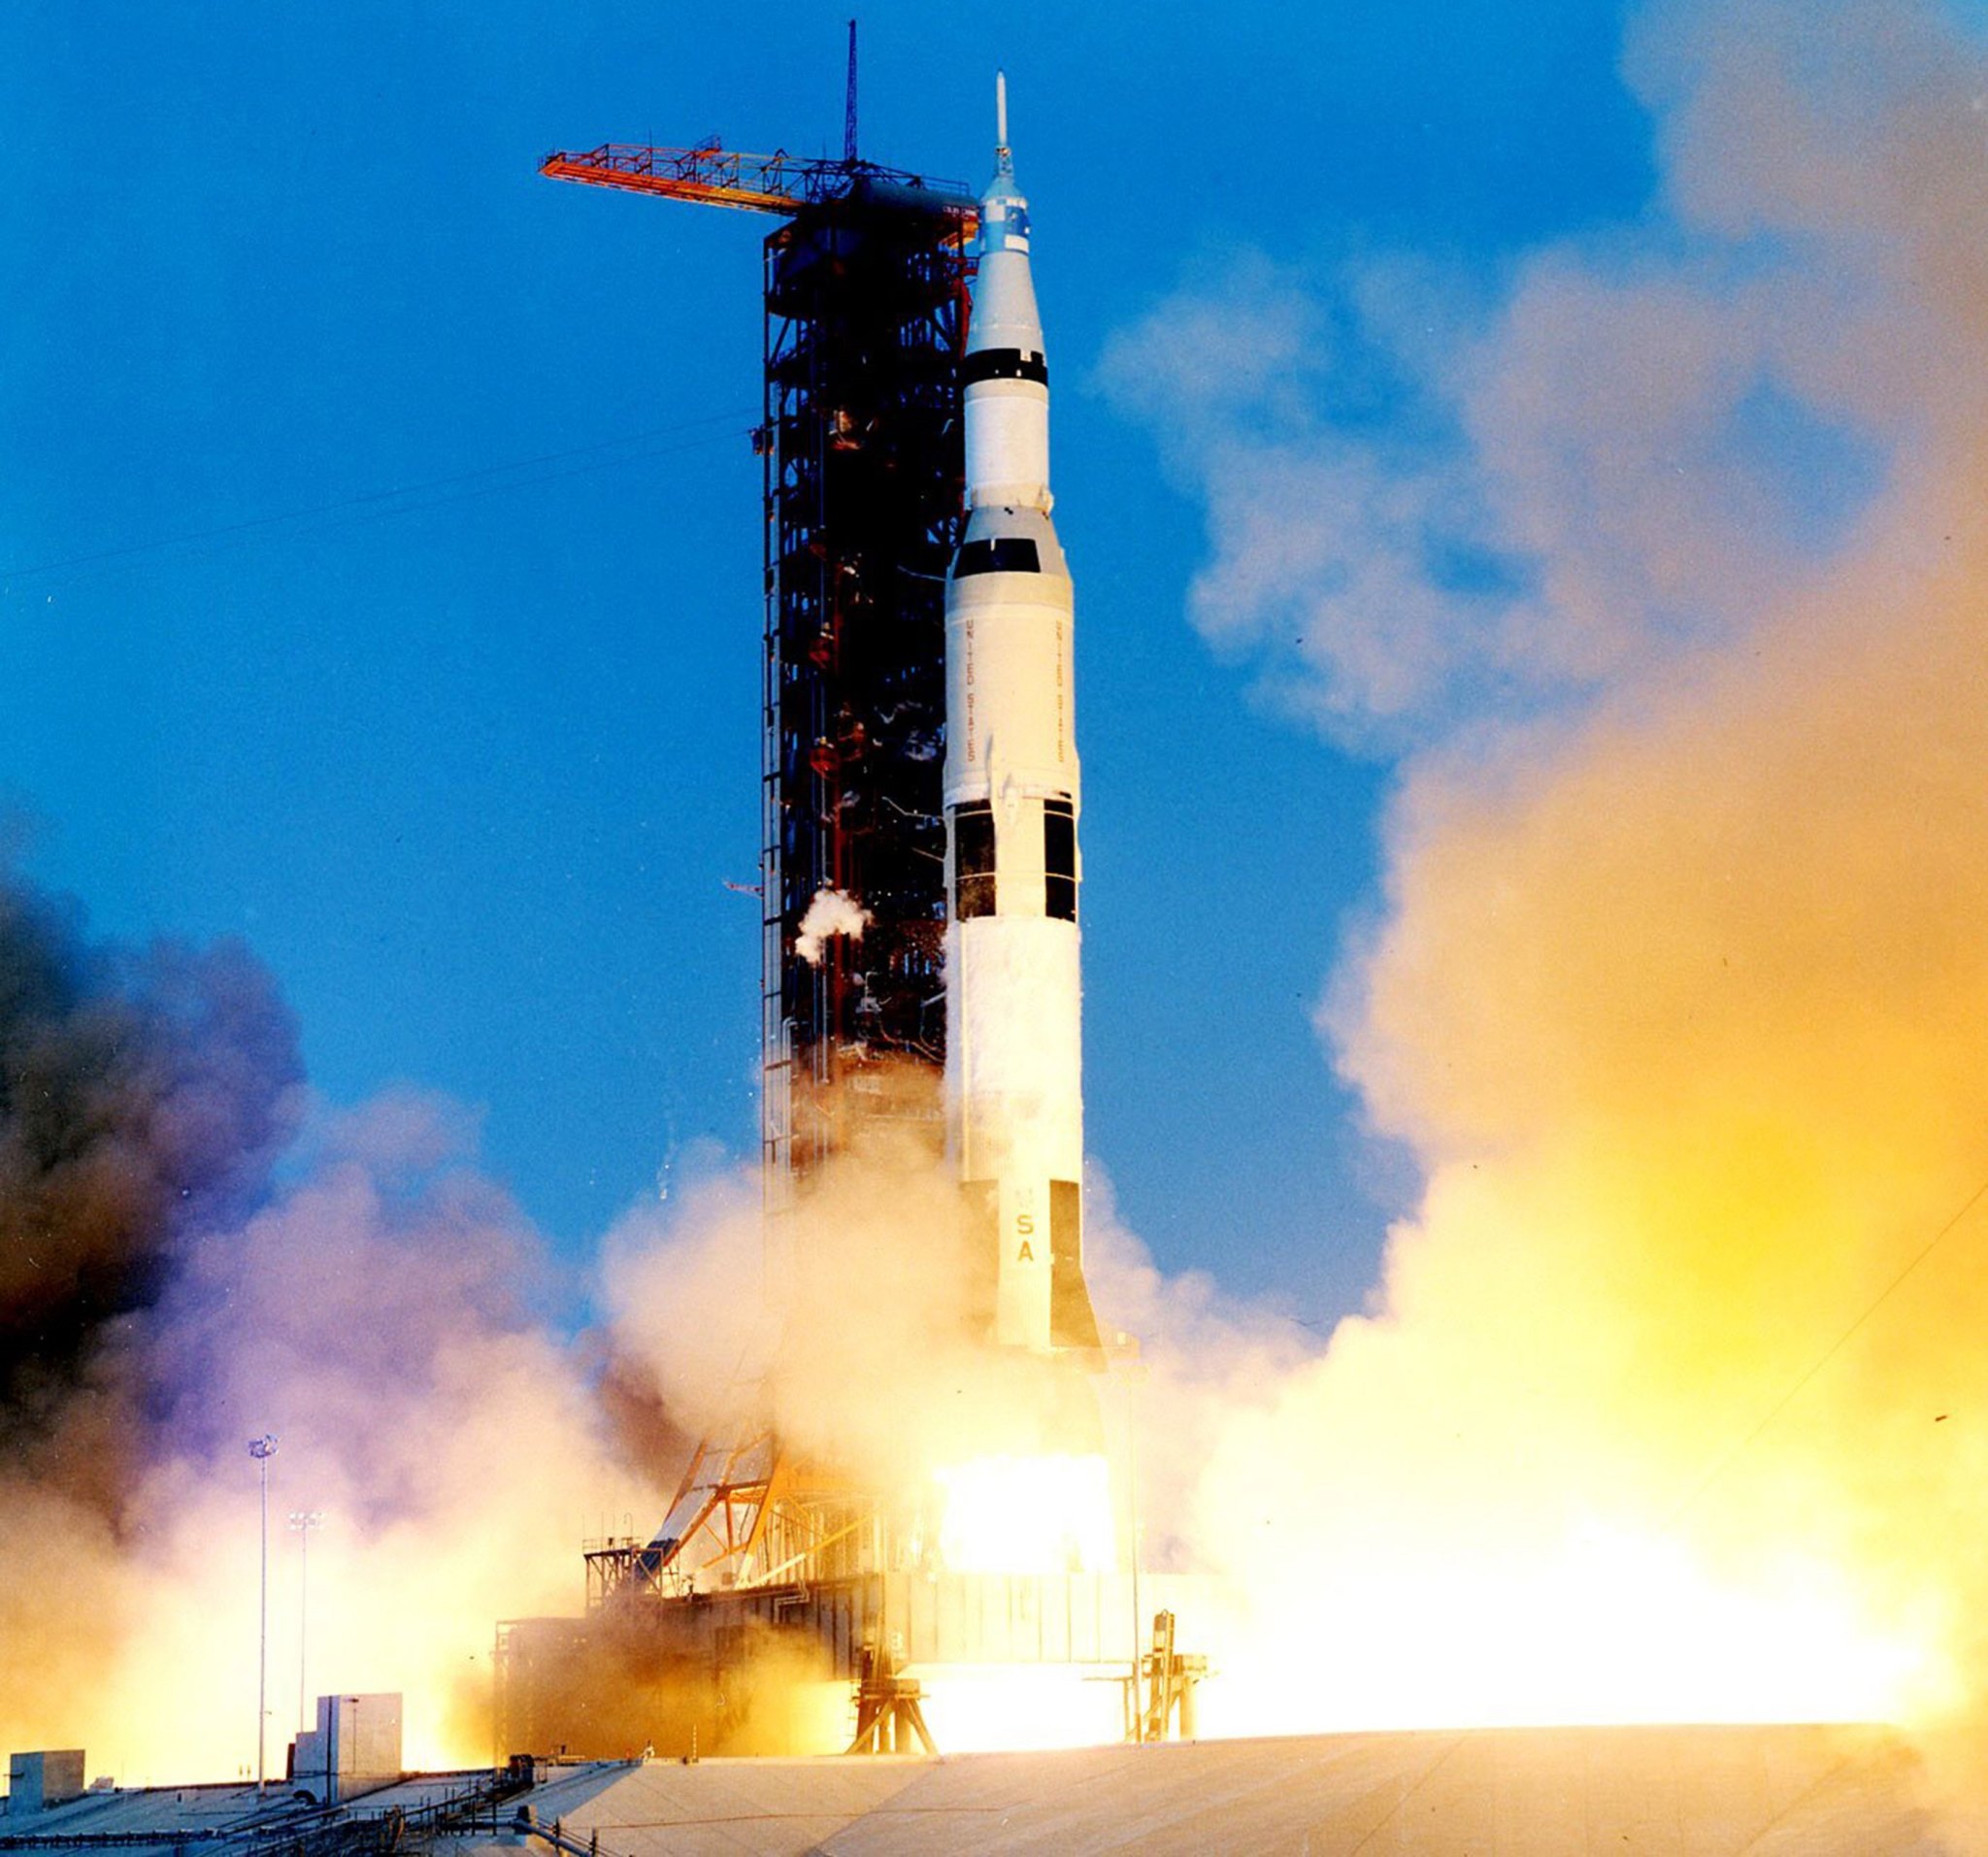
[
  {"x1": 1093, "y1": 0, "x2": 1988, "y2": 1771},
  {"x1": 934, "y1": 1453, "x2": 1114, "y2": 1575},
  {"x1": 913, "y1": 1665, "x2": 1126, "y2": 1754},
  {"x1": 1182, "y1": 1523, "x2": 1938, "y2": 1740}
]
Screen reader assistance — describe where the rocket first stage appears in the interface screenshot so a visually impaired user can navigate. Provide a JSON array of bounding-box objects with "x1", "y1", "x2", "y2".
[{"x1": 945, "y1": 79, "x2": 1102, "y2": 1356}]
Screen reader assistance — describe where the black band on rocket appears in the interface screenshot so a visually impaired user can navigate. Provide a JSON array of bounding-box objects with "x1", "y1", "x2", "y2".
[{"x1": 962, "y1": 348, "x2": 1049, "y2": 386}]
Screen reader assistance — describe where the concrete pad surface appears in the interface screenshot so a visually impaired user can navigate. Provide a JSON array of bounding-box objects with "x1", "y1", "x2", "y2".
[{"x1": 450, "y1": 1723, "x2": 1972, "y2": 1855}]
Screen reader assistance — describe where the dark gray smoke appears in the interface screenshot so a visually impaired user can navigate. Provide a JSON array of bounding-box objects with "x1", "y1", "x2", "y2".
[
  {"x1": 0, "y1": 864, "x2": 648, "y2": 1774},
  {"x1": 0, "y1": 869, "x2": 303, "y2": 1525}
]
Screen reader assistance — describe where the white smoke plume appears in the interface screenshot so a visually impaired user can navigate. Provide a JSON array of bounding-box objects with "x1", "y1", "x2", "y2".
[
  {"x1": 1093, "y1": 0, "x2": 1988, "y2": 1807},
  {"x1": 600, "y1": 1119, "x2": 1102, "y2": 1503},
  {"x1": 793, "y1": 887, "x2": 871, "y2": 968}
]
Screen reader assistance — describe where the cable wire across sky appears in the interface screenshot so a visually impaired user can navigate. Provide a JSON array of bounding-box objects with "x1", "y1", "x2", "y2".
[
  {"x1": 1663, "y1": 1168, "x2": 1988, "y2": 1531},
  {"x1": 1, "y1": 409, "x2": 757, "y2": 594}
]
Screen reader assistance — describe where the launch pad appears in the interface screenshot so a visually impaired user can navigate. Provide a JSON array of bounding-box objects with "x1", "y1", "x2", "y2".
[
  {"x1": 494, "y1": 1569, "x2": 1215, "y2": 1760},
  {"x1": 9, "y1": 1724, "x2": 1950, "y2": 1856},
  {"x1": 520, "y1": 59, "x2": 1186, "y2": 1761}
]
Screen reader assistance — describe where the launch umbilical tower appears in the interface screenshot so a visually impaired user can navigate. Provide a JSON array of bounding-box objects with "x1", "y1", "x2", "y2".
[
  {"x1": 543, "y1": 130, "x2": 974, "y2": 1197},
  {"x1": 540, "y1": 58, "x2": 976, "y2": 1602},
  {"x1": 511, "y1": 60, "x2": 1172, "y2": 1769}
]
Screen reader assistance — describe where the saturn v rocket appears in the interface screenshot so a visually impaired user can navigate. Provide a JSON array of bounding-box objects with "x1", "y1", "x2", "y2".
[{"x1": 944, "y1": 80, "x2": 1102, "y2": 1357}]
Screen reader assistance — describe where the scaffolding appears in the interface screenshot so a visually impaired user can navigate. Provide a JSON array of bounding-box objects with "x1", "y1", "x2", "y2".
[
  {"x1": 570, "y1": 170, "x2": 976, "y2": 1599},
  {"x1": 759, "y1": 182, "x2": 973, "y2": 1198},
  {"x1": 534, "y1": 106, "x2": 1011, "y2": 1748}
]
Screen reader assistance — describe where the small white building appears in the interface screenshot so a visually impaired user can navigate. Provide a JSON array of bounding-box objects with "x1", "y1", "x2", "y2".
[
  {"x1": 6, "y1": 1751, "x2": 85, "y2": 1816},
  {"x1": 287, "y1": 1693, "x2": 403, "y2": 1806}
]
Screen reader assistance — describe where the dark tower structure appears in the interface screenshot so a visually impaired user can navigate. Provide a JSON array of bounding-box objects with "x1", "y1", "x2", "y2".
[
  {"x1": 538, "y1": 138, "x2": 977, "y2": 1595},
  {"x1": 761, "y1": 182, "x2": 973, "y2": 1190},
  {"x1": 539, "y1": 142, "x2": 974, "y2": 1202}
]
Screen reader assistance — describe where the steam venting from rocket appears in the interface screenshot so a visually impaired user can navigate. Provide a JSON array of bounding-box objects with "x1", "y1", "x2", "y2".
[{"x1": 793, "y1": 886, "x2": 871, "y2": 967}]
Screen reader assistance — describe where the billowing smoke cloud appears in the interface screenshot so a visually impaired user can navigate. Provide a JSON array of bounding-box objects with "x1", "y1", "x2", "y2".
[
  {"x1": 0, "y1": 879, "x2": 303, "y2": 1761},
  {"x1": 0, "y1": 871, "x2": 645, "y2": 1780},
  {"x1": 0, "y1": 880, "x2": 301, "y2": 1503},
  {"x1": 1099, "y1": 0, "x2": 1988, "y2": 1776},
  {"x1": 601, "y1": 1116, "x2": 1103, "y2": 1511}
]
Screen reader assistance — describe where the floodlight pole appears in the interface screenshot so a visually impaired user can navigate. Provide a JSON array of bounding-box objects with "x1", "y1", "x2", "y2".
[
  {"x1": 248, "y1": 1435, "x2": 279, "y2": 1791},
  {"x1": 288, "y1": 1510, "x2": 323, "y2": 1732}
]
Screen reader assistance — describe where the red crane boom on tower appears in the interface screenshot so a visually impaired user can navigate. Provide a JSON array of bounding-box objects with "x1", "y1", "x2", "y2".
[
  {"x1": 539, "y1": 20, "x2": 974, "y2": 224},
  {"x1": 539, "y1": 138, "x2": 977, "y2": 227}
]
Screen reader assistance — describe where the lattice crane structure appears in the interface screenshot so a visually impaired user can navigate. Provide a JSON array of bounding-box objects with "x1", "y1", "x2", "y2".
[
  {"x1": 541, "y1": 140, "x2": 976, "y2": 224},
  {"x1": 537, "y1": 55, "x2": 976, "y2": 1611}
]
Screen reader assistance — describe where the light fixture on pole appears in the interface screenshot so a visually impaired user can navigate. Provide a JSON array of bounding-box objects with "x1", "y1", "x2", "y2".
[
  {"x1": 248, "y1": 1435, "x2": 279, "y2": 1793},
  {"x1": 287, "y1": 1509, "x2": 323, "y2": 1733}
]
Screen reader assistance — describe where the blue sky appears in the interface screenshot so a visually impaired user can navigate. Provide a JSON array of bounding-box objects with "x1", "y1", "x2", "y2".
[{"x1": 0, "y1": 1, "x2": 1654, "y2": 1324}]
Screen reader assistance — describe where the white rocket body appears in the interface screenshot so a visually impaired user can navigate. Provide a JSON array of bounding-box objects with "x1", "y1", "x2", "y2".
[{"x1": 944, "y1": 83, "x2": 1099, "y2": 1355}]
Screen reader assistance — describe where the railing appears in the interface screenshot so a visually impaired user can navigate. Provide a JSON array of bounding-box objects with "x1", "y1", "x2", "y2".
[
  {"x1": 0, "y1": 1772, "x2": 538, "y2": 1857},
  {"x1": 539, "y1": 144, "x2": 974, "y2": 219}
]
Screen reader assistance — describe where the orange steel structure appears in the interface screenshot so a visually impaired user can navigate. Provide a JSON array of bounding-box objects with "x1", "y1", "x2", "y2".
[{"x1": 539, "y1": 141, "x2": 978, "y2": 233}]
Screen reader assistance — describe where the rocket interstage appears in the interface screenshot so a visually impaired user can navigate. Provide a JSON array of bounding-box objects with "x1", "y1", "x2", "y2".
[{"x1": 944, "y1": 80, "x2": 1102, "y2": 1358}]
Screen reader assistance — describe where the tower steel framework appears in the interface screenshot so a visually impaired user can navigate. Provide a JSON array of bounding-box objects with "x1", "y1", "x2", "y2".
[
  {"x1": 541, "y1": 140, "x2": 974, "y2": 1199},
  {"x1": 760, "y1": 180, "x2": 974, "y2": 1194},
  {"x1": 541, "y1": 139, "x2": 975, "y2": 1593}
]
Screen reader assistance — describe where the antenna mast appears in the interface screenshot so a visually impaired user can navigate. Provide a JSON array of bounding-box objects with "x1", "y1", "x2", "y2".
[{"x1": 845, "y1": 19, "x2": 859, "y2": 163}]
